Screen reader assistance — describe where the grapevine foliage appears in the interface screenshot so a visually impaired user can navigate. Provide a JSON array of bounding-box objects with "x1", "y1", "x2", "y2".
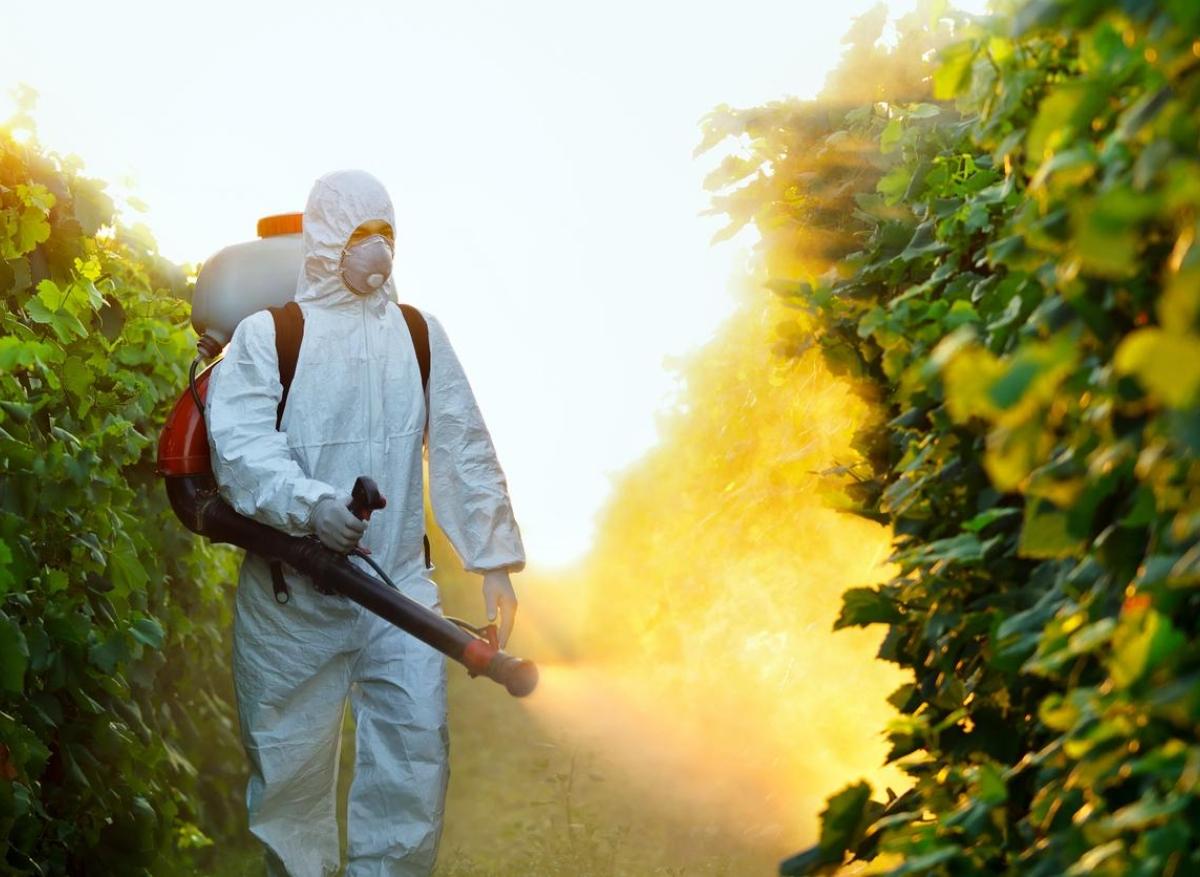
[
  {"x1": 0, "y1": 91, "x2": 246, "y2": 874},
  {"x1": 704, "y1": 2, "x2": 1200, "y2": 874}
]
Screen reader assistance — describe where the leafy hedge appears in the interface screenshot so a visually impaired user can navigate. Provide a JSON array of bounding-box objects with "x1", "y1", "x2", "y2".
[
  {"x1": 0, "y1": 92, "x2": 244, "y2": 874},
  {"x1": 705, "y1": 2, "x2": 1200, "y2": 874}
]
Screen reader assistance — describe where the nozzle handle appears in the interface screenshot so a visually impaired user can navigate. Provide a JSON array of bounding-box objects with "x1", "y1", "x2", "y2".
[{"x1": 349, "y1": 476, "x2": 387, "y2": 521}]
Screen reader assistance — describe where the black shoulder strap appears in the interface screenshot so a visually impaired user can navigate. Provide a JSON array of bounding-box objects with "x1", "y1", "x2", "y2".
[
  {"x1": 397, "y1": 303, "x2": 433, "y2": 570},
  {"x1": 269, "y1": 301, "x2": 305, "y2": 429},
  {"x1": 266, "y1": 301, "x2": 305, "y2": 606},
  {"x1": 398, "y1": 303, "x2": 430, "y2": 394}
]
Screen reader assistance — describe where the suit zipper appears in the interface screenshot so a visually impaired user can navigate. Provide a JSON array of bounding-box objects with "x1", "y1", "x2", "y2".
[{"x1": 362, "y1": 297, "x2": 374, "y2": 477}]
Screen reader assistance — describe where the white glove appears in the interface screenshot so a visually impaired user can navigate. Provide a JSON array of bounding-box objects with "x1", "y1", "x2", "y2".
[
  {"x1": 311, "y1": 496, "x2": 367, "y2": 553},
  {"x1": 482, "y1": 570, "x2": 518, "y2": 648}
]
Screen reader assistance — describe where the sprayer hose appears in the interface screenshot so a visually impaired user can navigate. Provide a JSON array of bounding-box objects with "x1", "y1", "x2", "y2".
[
  {"x1": 188, "y1": 355, "x2": 205, "y2": 426},
  {"x1": 354, "y1": 553, "x2": 493, "y2": 641},
  {"x1": 355, "y1": 551, "x2": 399, "y2": 591}
]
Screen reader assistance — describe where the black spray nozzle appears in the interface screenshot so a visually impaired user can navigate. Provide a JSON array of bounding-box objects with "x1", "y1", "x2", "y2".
[
  {"x1": 449, "y1": 617, "x2": 539, "y2": 697},
  {"x1": 494, "y1": 657, "x2": 539, "y2": 698}
]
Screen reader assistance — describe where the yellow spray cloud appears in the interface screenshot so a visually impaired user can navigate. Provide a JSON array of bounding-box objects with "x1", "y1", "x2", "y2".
[{"x1": 516, "y1": 285, "x2": 908, "y2": 862}]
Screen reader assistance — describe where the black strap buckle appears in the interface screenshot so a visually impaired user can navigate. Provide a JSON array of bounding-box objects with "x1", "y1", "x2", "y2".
[{"x1": 269, "y1": 560, "x2": 290, "y2": 604}]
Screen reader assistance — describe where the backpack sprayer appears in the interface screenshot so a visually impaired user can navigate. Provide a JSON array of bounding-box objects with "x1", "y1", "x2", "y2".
[{"x1": 155, "y1": 214, "x2": 537, "y2": 697}]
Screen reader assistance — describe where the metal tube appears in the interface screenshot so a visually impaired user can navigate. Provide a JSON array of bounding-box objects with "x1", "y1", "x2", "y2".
[{"x1": 165, "y1": 475, "x2": 537, "y2": 696}]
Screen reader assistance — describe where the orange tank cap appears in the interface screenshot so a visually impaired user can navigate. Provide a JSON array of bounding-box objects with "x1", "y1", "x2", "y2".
[{"x1": 257, "y1": 213, "x2": 303, "y2": 238}]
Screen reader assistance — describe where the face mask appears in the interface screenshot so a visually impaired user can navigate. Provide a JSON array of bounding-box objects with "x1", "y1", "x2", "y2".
[{"x1": 339, "y1": 234, "x2": 394, "y2": 296}]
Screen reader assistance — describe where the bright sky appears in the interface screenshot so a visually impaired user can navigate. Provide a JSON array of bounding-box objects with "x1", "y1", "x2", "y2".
[{"x1": 3, "y1": 0, "x2": 984, "y2": 568}]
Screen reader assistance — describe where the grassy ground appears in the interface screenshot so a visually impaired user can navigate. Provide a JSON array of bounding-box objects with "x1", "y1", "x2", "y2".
[
  {"x1": 429, "y1": 556, "x2": 777, "y2": 876},
  {"x1": 433, "y1": 658, "x2": 772, "y2": 876}
]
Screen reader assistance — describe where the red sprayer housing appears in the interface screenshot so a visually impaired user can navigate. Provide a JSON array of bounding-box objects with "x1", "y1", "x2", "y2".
[{"x1": 157, "y1": 363, "x2": 216, "y2": 477}]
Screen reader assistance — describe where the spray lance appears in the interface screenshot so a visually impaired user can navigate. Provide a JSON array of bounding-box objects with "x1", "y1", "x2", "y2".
[{"x1": 156, "y1": 214, "x2": 537, "y2": 697}]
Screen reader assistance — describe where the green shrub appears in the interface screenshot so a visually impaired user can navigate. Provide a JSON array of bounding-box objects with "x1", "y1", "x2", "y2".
[
  {"x1": 0, "y1": 91, "x2": 244, "y2": 875},
  {"x1": 705, "y1": 2, "x2": 1200, "y2": 874}
]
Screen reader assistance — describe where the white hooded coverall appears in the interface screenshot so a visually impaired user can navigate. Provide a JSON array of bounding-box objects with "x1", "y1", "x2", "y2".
[{"x1": 205, "y1": 170, "x2": 525, "y2": 876}]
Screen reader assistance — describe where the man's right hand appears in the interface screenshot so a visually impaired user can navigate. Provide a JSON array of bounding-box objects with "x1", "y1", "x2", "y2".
[{"x1": 312, "y1": 496, "x2": 367, "y2": 553}]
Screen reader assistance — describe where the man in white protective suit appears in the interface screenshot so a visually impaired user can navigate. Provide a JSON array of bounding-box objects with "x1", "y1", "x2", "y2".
[{"x1": 205, "y1": 169, "x2": 525, "y2": 876}]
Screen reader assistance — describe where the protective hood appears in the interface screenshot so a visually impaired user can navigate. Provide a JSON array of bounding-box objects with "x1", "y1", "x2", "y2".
[{"x1": 295, "y1": 169, "x2": 396, "y2": 310}]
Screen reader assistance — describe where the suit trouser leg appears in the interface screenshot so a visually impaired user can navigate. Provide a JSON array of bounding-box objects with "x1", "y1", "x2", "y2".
[
  {"x1": 234, "y1": 561, "x2": 357, "y2": 877},
  {"x1": 345, "y1": 612, "x2": 450, "y2": 877}
]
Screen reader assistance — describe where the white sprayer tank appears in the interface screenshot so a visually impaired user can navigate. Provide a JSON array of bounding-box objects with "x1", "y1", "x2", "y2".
[{"x1": 192, "y1": 213, "x2": 304, "y2": 350}]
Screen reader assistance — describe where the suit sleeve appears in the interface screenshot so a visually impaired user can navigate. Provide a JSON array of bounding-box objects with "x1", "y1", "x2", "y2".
[
  {"x1": 206, "y1": 310, "x2": 341, "y2": 537},
  {"x1": 424, "y1": 313, "x2": 526, "y2": 573}
]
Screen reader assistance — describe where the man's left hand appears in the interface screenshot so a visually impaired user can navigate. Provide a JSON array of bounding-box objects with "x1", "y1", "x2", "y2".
[{"x1": 482, "y1": 570, "x2": 518, "y2": 648}]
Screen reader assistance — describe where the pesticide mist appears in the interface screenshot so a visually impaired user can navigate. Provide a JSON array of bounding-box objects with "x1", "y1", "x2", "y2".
[{"x1": 472, "y1": 287, "x2": 908, "y2": 871}]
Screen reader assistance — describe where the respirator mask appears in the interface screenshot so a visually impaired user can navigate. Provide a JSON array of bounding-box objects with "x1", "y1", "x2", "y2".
[{"x1": 340, "y1": 233, "x2": 394, "y2": 296}]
